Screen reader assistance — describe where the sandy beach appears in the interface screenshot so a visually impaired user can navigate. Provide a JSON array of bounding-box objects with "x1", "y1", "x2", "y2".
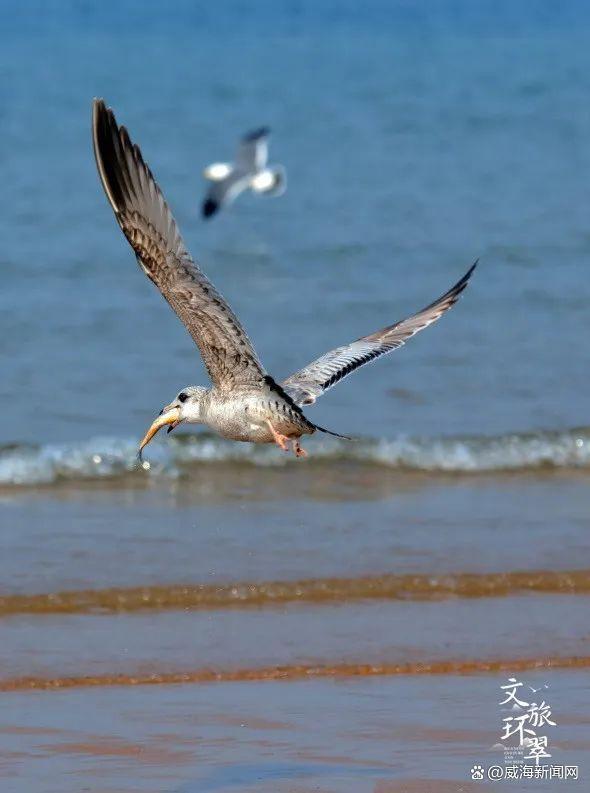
[{"x1": 1, "y1": 464, "x2": 590, "y2": 790}]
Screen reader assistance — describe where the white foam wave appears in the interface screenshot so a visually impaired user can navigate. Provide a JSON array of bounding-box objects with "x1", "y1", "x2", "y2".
[{"x1": 0, "y1": 427, "x2": 588, "y2": 487}]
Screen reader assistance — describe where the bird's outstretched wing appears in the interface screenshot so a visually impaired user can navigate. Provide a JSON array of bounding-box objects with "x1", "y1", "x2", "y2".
[
  {"x1": 202, "y1": 170, "x2": 251, "y2": 218},
  {"x1": 282, "y1": 263, "x2": 477, "y2": 406},
  {"x1": 92, "y1": 99, "x2": 266, "y2": 388},
  {"x1": 235, "y1": 127, "x2": 270, "y2": 172}
]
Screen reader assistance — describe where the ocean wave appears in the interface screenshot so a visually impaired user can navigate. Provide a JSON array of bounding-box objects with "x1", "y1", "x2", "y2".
[{"x1": 0, "y1": 426, "x2": 589, "y2": 487}]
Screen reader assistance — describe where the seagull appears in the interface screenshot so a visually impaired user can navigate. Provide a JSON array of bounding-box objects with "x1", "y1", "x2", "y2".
[
  {"x1": 201, "y1": 127, "x2": 286, "y2": 218},
  {"x1": 92, "y1": 99, "x2": 477, "y2": 460}
]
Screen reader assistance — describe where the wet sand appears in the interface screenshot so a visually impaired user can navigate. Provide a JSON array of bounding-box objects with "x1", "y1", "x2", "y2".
[
  {"x1": 2, "y1": 672, "x2": 589, "y2": 792},
  {"x1": 1, "y1": 467, "x2": 589, "y2": 790}
]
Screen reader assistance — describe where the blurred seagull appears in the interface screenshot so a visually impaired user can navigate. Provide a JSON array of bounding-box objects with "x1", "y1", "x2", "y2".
[
  {"x1": 92, "y1": 99, "x2": 476, "y2": 460},
  {"x1": 201, "y1": 127, "x2": 286, "y2": 218}
]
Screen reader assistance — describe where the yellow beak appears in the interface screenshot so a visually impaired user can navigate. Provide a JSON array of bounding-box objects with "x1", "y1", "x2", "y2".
[{"x1": 138, "y1": 407, "x2": 181, "y2": 459}]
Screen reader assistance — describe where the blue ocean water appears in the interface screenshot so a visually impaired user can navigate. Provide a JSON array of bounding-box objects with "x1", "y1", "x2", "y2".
[
  {"x1": 3, "y1": 9, "x2": 590, "y2": 793},
  {"x1": 0, "y1": 0, "x2": 589, "y2": 477}
]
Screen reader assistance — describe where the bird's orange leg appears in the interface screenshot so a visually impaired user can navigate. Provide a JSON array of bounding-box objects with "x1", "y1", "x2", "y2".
[
  {"x1": 265, "y1": 419, "x2": 290, "y2": 452},
  {"x1": 291, "y1": 439, "x2": 308, "y2": 458}
]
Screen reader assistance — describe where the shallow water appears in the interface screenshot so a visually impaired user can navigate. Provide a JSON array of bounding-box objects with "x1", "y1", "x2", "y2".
[
  {"x1": 1, "y1": 1, "x2": 589, "y2": 791},
  {"x1": 2, "y1": 468, "x2": 589, "y2": 789},
  {"x1": 2, "y1": 672, "x2": 589, "y2": 793}
]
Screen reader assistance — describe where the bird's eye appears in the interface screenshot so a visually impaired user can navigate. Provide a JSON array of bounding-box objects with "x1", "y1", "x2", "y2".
[{"x1": 178, "y1": 392, "x2": 188, "y2": 403}]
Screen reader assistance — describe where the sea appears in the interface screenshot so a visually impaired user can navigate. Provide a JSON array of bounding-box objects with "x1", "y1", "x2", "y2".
[{"x1": 0, "y1": 1, "x2": 589, "y2": 791}]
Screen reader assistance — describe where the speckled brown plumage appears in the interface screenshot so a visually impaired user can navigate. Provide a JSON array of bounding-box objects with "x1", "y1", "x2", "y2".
[{"x1": 92, "y1": 98, "x2": 475, "y2": 458}]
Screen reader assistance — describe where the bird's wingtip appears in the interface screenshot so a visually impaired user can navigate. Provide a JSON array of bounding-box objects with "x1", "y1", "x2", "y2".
[
  {"x1": 242, "y1": 126, "x2": 271, "y2": 142},
  {"x1": 463, "y1": 260, "x2": 477, "y2": 283},
  {"x1": 92, "y1": 97, "x2": 109, "y2": 125},
  {"x1": 455, "y1": 259, "x2": 479, "y2": 291},
  {"x1": 314, "y1": 423, "x2": 352, "y2": 441},
  {"x1": 202, "y1": 198, "x2": 219, "y2": 219}
]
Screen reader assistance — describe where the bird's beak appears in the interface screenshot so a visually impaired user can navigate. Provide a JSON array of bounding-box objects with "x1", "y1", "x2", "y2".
[{"x1": 138, "y1": 406, "x2": 181, "y2": 459}]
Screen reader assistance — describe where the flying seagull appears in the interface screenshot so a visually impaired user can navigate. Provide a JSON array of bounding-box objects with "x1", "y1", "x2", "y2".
[
  {"x1": 92, "y1": 99, "x2": 476, "y2": 460},
  {"x1": 201, "y1": 127, "x2": 286, "y2": 218}
]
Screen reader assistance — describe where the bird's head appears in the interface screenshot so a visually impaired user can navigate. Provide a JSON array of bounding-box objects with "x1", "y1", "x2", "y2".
[{"x1": 138, "y1": 386, "x2": 208, "y2": 459}]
